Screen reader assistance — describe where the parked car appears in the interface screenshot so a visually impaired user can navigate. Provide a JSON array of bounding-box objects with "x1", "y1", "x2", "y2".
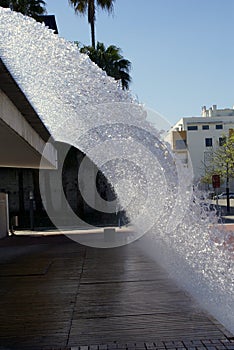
[{"x1": 213, "y1": 192, "x2": 234, "y2": 199}]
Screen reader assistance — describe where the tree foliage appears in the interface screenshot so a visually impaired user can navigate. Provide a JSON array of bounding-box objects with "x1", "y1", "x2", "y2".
[
  {"x1": 69, "y1": 0, "x2": 115, "y2": 48},
  {"x1": 79, "y1": 41, "x2": 131, "y2": 90},
  {"x1": 201, "y1": 133, "x2": 234, "y2": 186},
  {"x1": 0, "y1": 0, "x2": 46, "y2": 19}
]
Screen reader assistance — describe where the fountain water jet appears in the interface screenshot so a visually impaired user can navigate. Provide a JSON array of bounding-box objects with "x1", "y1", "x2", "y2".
[{"x1": 0, "y1": 7, "x2": 233, "y2": 335}]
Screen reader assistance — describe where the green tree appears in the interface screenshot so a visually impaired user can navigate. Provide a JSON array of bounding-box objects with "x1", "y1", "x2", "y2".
[
  {"x1": 201, "y1": 133, "x2": 234, "y2": 212},
  {"x1": 0, "y1": 0, "x2": 46, "y2": 20},
  {"x1": 69, "y1": 0, "x2": 115, "y2": 48},
  {"x1": 79, "y1": 41, "x2": 131, "y2": 89}
]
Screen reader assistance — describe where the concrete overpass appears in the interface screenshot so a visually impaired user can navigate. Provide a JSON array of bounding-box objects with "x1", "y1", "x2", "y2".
[{"x1": 0, "y1": 58, "x2": 57, "y2": 238}]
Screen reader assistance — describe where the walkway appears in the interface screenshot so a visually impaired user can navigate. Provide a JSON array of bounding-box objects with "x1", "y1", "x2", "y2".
[{"x1": 0, "y1": 233, "x2": 233, "y2": 350}]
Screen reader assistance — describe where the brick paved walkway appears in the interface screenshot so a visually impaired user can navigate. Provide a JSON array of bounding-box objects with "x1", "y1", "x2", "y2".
[
  {"x1": 68, "y1": 339, "x2": 234, "y2": 350},
  {"x1": 0, "y1": 233, "x2": 233, "y2": 350}
]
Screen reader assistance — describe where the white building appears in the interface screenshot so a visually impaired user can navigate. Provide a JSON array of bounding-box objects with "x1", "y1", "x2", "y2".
[{"x1": 166, "y1": 105, "x2": 234, "y2": 189}]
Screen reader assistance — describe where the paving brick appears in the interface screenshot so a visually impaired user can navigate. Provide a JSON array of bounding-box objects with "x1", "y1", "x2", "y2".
[
  {"x1": 202, "y1": 341, "x2": 212, "y2": 345},
  {"x1": 173, "y1": 342, "x2": 184, "y2": 347},
  {"x1": 221, "y1": 340, "x2": 231, "y2": 344},
  {"x1": 145, "y1": 342, "x2": 156, "y2": 349},
  {"x1": 210, "y1": 340, "x2": 223, "y2": 345},
  {"x1": 191, "y1": 341, "x2": 203, "y2": 346},
  {"x1": 183, "y1": 341, "x2": 194, "y2": 346}
]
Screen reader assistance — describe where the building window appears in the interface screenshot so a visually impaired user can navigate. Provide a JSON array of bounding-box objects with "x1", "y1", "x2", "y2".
[
  {"x1": 219, "y1": 137, "x2": 226, "y2": 146},
  {"x1": 202, "y1": 125, "x2": 209, "y2": 130},
  {"x1": 205, "y1": 138, "x2": 212, "y2": 147},
  {"x1": 187, "y1": 125, "x2": 198, "y2": 131},
  {"x1": 175, "y1": 140, "x2": 187, "y2": 150},
  {"x1": 216, "y1": 124, "x2": 223, "y2": 129}
]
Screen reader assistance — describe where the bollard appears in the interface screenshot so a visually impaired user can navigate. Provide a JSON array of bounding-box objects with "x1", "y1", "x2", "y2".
[
  {"x1": 10, "y1": 216, "x2": 18, "y2": 235},
  {"x1": 104, "y1": 228, "x2": 116, "y2": 242}
]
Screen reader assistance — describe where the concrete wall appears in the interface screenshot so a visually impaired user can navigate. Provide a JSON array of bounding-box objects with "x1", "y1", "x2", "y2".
[{"x1": 0, "y1": 168, "x2": 33, "y2": 213}]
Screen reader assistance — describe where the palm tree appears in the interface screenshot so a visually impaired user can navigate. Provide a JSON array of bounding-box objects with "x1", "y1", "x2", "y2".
[
  {"x1": 0, "y1": 0, "x2": 46, "y2": 20},
  {"x1": 69, "y1": 0, "x2": 115, "y2": 48},
  {"x1": 80, "y1": 42, "x2": 131, "y2": 90}
]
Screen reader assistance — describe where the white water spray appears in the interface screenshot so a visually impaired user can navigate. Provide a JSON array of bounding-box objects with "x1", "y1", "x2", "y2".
[{"x1": 0, "y1": 7, "x2": 233, "y2": 335}]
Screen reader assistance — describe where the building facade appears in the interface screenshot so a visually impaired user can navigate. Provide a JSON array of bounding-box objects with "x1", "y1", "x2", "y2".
[
  {"x1": 0, "y1": 58, "x2": 57, "y2": 237},
  {"x1": 0, "y1": 58, "x2": 116, "y2": 234},
  {"x1": 166, "y1": 105, "x2": 234, "y2": 190}
]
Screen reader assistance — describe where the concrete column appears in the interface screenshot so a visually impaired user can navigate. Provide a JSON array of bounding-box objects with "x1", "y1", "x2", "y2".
[{"x1": 0, "y1": 192, "x2": 9, "y2": 239}]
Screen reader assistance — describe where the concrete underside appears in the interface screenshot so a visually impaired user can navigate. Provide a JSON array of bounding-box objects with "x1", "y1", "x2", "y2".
[
  {"x1": 0, "y1": 58, "x2": 57, "y2": 169},
  {"x1": 0, "y1": 232, "x2": 232, "y2": 350},
  {"x1": 0, "y1": 116, "x2": 56, "y2": 169}
]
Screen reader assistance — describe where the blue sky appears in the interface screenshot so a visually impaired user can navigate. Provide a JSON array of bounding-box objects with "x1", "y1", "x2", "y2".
[{"x1": 45, "y1": 0, "x2": 234, "y2": 125}]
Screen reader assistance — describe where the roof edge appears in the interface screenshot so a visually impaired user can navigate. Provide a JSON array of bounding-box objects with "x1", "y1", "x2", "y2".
[{"x1": 0, "y1": 57, "x2": 53, "y2": 143}]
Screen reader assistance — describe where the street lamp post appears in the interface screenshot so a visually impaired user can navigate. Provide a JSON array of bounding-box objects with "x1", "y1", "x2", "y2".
[{"x1": 226, "y1": 164, "x2": 230, "y2": 213}]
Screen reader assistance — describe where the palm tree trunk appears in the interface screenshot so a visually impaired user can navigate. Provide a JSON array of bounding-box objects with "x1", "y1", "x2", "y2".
[
  {"x1": 91, "y1": 20, "x2": 95, "y2": 48},
  {"x1": 88, "y1": 0, "x2": 96, "y2": 48}
]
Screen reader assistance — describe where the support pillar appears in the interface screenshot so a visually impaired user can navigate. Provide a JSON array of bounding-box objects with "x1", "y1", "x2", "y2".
[{"x1": 0, "y1": 193, "x2": 9, "y2": 239}]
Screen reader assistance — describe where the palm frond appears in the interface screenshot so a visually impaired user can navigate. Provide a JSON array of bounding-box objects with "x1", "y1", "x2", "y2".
[
  {"x1": 0, "y1": 0, "x2": 46, "y2": 18},
  {"x1": 80, "y1": 41, "x2": 131, "y2": 90},
  {"x1": 97, "y1": 0, "x2": 115, "y2": 12},
  {"x1": 68, "y1": 0, "x2": 88, "y2": 14}
]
